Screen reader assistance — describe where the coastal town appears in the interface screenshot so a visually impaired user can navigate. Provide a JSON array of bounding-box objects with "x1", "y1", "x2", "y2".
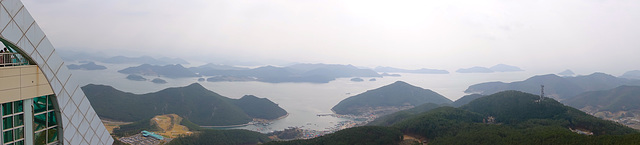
[{"x1": 266, "y1": 105, "x2": 416, "y2": 140}]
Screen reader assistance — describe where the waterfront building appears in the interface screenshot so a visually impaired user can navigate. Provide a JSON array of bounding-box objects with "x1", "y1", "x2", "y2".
[{"x1": 0, "y1": 0, "x2": 113, "y2": 144}]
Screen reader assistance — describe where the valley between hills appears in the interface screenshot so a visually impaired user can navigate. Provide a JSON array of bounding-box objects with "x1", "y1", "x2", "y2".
[
  {"x1": 81, "y1": 70, "x2": 640, "y2": 145},
  {"x1": 66, "y1": 55, "x2": 640, "y2": 144}
]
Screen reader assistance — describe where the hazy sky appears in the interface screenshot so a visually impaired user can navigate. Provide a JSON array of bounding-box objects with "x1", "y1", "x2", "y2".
[{"x1": 21, "y1": 0, "x2": 640, "y2": 74}]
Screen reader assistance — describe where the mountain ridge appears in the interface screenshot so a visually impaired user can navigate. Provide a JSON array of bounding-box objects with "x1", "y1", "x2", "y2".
[
  {"x1": 83, "y1": 83, "x2": 287, "y2": 126},
  {"x1": 332, "y1": 81, "x2": 452, "y2": 115},
  {"x1": 465, "y1": 72, "x2": 640, "y2": 100}
]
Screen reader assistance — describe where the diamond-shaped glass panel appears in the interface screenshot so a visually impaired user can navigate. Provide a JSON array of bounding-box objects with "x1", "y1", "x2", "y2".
[
  {"x1": 46, "y1": 51, "x2": 64, "y2": 74},
  {"x1": 29, "y1": 50, "x2": 44, "y2": 65},
  {"x1": 14, "y1": 8, "x2": 34, "y2": 32},
  {"x1": 1, "y1": 21, "x2": 22, "y2": 42},
  {"x1": 35, "y1": 38, "x2": 54, "y2": 61},
  {"x1": 1, "y1": 0, "x2": 24, "y2": 17},
  {"x1": 25, "y1": 22, "x2": 44, "y2": 47},
  {"x1": 16, "y1": 38, "x2": 34, "y2": 56},
  {"x1": 0, "y1": 6, "x2": 11, "y2": 31}
]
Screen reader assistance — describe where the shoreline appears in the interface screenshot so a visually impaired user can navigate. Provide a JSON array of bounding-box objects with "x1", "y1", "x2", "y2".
[
  {"x1": 273, "y1": 113, "x2": 289, "y2": 121},
  {"x1": 200, "y1": 113, "x2": 290, "y2": 128},
  {"x1": 200, "y1": 123, "x2": 252, "y2": 128}
]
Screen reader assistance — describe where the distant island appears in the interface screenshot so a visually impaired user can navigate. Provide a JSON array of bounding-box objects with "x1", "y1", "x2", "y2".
[
  {"x1": 191, "y1": 63, "x2": 382, "y2": 83},
  {"x1": 83, "y1": 83, "x2": 288, "y2": 126},
  {"x1": 350, "y1": 78, "x2": 364, "y2": 82},
  {"x1": 66, "y1": 62, "x2": 107, "y2": 70},
  {"x1": 465, "y1": 72, "x2": 640, "y2": 100},
  {"x1": 206, "y1": 76, "x2": 256, "y2": 82},
  {"x1": 380, "y1": 73, "x2": 401, "y2": 77},
  {"x1": 374, "y1": 66, "x2": 449, "y2": 74},
  {"x1": 456, "y1": 64, "x2": 523, "y2": 73},
  {"x1": 456, "y1": 66, "x2": 494, "y2": 73},
  {"x1": 126, "y1": 74, "x2": 147, "y2": 81},
  {"x1": 60, "y1": 51, "x2": 190, "y2": 65},
  {"x1": 620, "y1": 70, "x2": 640, "y2": 80},
  {"x1": 119, "y1": 64, "x2": 200, "y2": 78},
  {"x1": 118, "y1": 63, "x2": 386, "y2": 83},
  {"x1": 332, "y1": 81, "x2": 452, "y2": 115},
  {"x1": 188, "y1": 63, "x2": 249, "y2": 73},
  {"x1": 151, "y1": 78, "x2": 167, "y2": 84}
]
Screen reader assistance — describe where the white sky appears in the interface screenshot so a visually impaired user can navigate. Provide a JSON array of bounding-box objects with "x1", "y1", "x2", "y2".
[{"x1": 21, "y1": 0, "x2": 640, "y2": 75}]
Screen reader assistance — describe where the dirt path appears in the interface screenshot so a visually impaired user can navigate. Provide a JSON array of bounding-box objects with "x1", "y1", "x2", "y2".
[
  {"x1": 403, "y1": 134, "x2": 428, "y2": 145},
  {"x1": 102, "y1": 120, "x2": 132, "y2": 133},
  {"x1": 152, "y1": 114, "x2": 193, "y2": 138}
]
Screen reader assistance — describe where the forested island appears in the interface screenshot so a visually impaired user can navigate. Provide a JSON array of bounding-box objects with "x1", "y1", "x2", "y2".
[
  {"x1": 332, "y1": 81, "x2": 452, "y2": 115},
  {"x1": 67, "y1": 61, "x2": 107, "y2": 70},
  {"x1": 126, "y1": 74, "x2": 147, "y2": 81},
  {"x1": 118, "y1": 64, "x2": 199, "y2": 78},
  {"x1": 83, "y1": 83, "x2": 287, "y2": 126},
  {"x1": 117, "y1": 63, "x2": 383, "y2": 83}
]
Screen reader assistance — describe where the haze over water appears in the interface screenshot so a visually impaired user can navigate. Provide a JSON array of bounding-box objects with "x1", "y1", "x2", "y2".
[{"x1": 70, "y1": 62, "x2": 545, "y2": 132}]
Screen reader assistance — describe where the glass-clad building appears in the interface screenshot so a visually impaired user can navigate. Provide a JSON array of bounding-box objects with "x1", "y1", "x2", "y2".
[{"x1": 0, "y1": 0, "x2": 113, "y2": 144}]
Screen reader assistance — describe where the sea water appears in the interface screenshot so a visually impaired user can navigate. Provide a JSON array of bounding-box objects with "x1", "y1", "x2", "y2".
[{"x1": 69, "y1": 62, "x2": 542, "y2": 133}]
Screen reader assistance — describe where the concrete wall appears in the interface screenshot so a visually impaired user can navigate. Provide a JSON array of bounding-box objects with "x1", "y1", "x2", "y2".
[{"x1": 0, "y1": 65, "x2": 53, "y2": 102}]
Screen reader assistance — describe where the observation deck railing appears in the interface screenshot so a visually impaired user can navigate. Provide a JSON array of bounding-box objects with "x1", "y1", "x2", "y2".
[{"x1": 0, "y1": 52, "x2": 29, "y2": 67}]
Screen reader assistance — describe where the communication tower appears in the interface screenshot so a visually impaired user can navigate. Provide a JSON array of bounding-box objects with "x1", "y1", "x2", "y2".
[{"x1": 539, "y1": 85, "x2": 545, "y2": 102}]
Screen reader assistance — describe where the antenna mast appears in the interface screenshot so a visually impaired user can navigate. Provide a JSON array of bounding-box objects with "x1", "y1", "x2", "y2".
[{"x1": 540, "y1": 85, "x2": 545, "y2": 101}]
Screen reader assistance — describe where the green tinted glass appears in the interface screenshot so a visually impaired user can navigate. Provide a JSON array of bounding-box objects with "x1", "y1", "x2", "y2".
[
  {"x1": 14, "y1": 114, "x2": 23, "y2": 127},
  {"x1": 15, "y1": 128, "x2": 23, "y2": 140},
  {"x1": 14, "y1": 140, "x2": 23, "y2": 145},
  {"x1": 14, "y1": 100, "x2": 22, "y2": 113},
  {"x1": 33, "y1": 114, "x2": 46, "y2": 131},
  {"x1": 34, "y1": 131, "x2": 45, "y2": 145},
  {"x1": 3, "y1": 130, "x2": 13, "y2": 143},
  {"x1": 3, "y1": 102, "x2": 13, "y2": 116},
  {"x1": 33, "y1": 96, "x2": 47, "y2": 114},
  {"x1": 47, "y1": 127, "x2": 58, "y2": 143},
  {"x1": 46, "y1": 96, "x2": 54, "y2": 110},
  {"x1": 47, "y1": 112, "x2": 57, "y2": 127},
  {"x1": 3, "y1": 116, "x2": 13, "y2": 130}
]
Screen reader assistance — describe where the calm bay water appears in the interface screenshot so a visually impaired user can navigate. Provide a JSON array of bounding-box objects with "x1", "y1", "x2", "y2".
[{"x1": 69, "y1": 62, "x2": 542, "y2": 133}]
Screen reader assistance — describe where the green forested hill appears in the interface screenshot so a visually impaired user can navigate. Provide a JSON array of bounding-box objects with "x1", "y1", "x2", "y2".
[
  {"x1": 167, "y1": 129, "x2": 271, "y2": 145},
  {"x1": 451, "y1": 94, "x2": 484, "y2": 107},
  {"x1": 264, "y1": 126, "x2": 403, "y2": 145},
  {"x1": 367, "y1": 103, "x2": 444, "y2": 126},
  {"x1": 563, "y1": 85, "x2": 640, "y2": 112},
  {"x1": 465, "y1": 73, "x2": 640, "y2": 100},
  {"x1": 332, "y1": 81, "x2": 452, "y2": 115},
  {"x1": 83, "y1": 83, "x2": 287, "y2": 126},
  {"x1": 394, "y1": 106, "x2": 640, "y2": 145},
  {"x1": 230, "y1": 95, "x2": 288, "y2": 120},
  {"x1": 273, "y1": 90, "x2": 639, "y2": 145},
  {"x1": 459, "y1": 90, "x2": 636, "y2": 135}
]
